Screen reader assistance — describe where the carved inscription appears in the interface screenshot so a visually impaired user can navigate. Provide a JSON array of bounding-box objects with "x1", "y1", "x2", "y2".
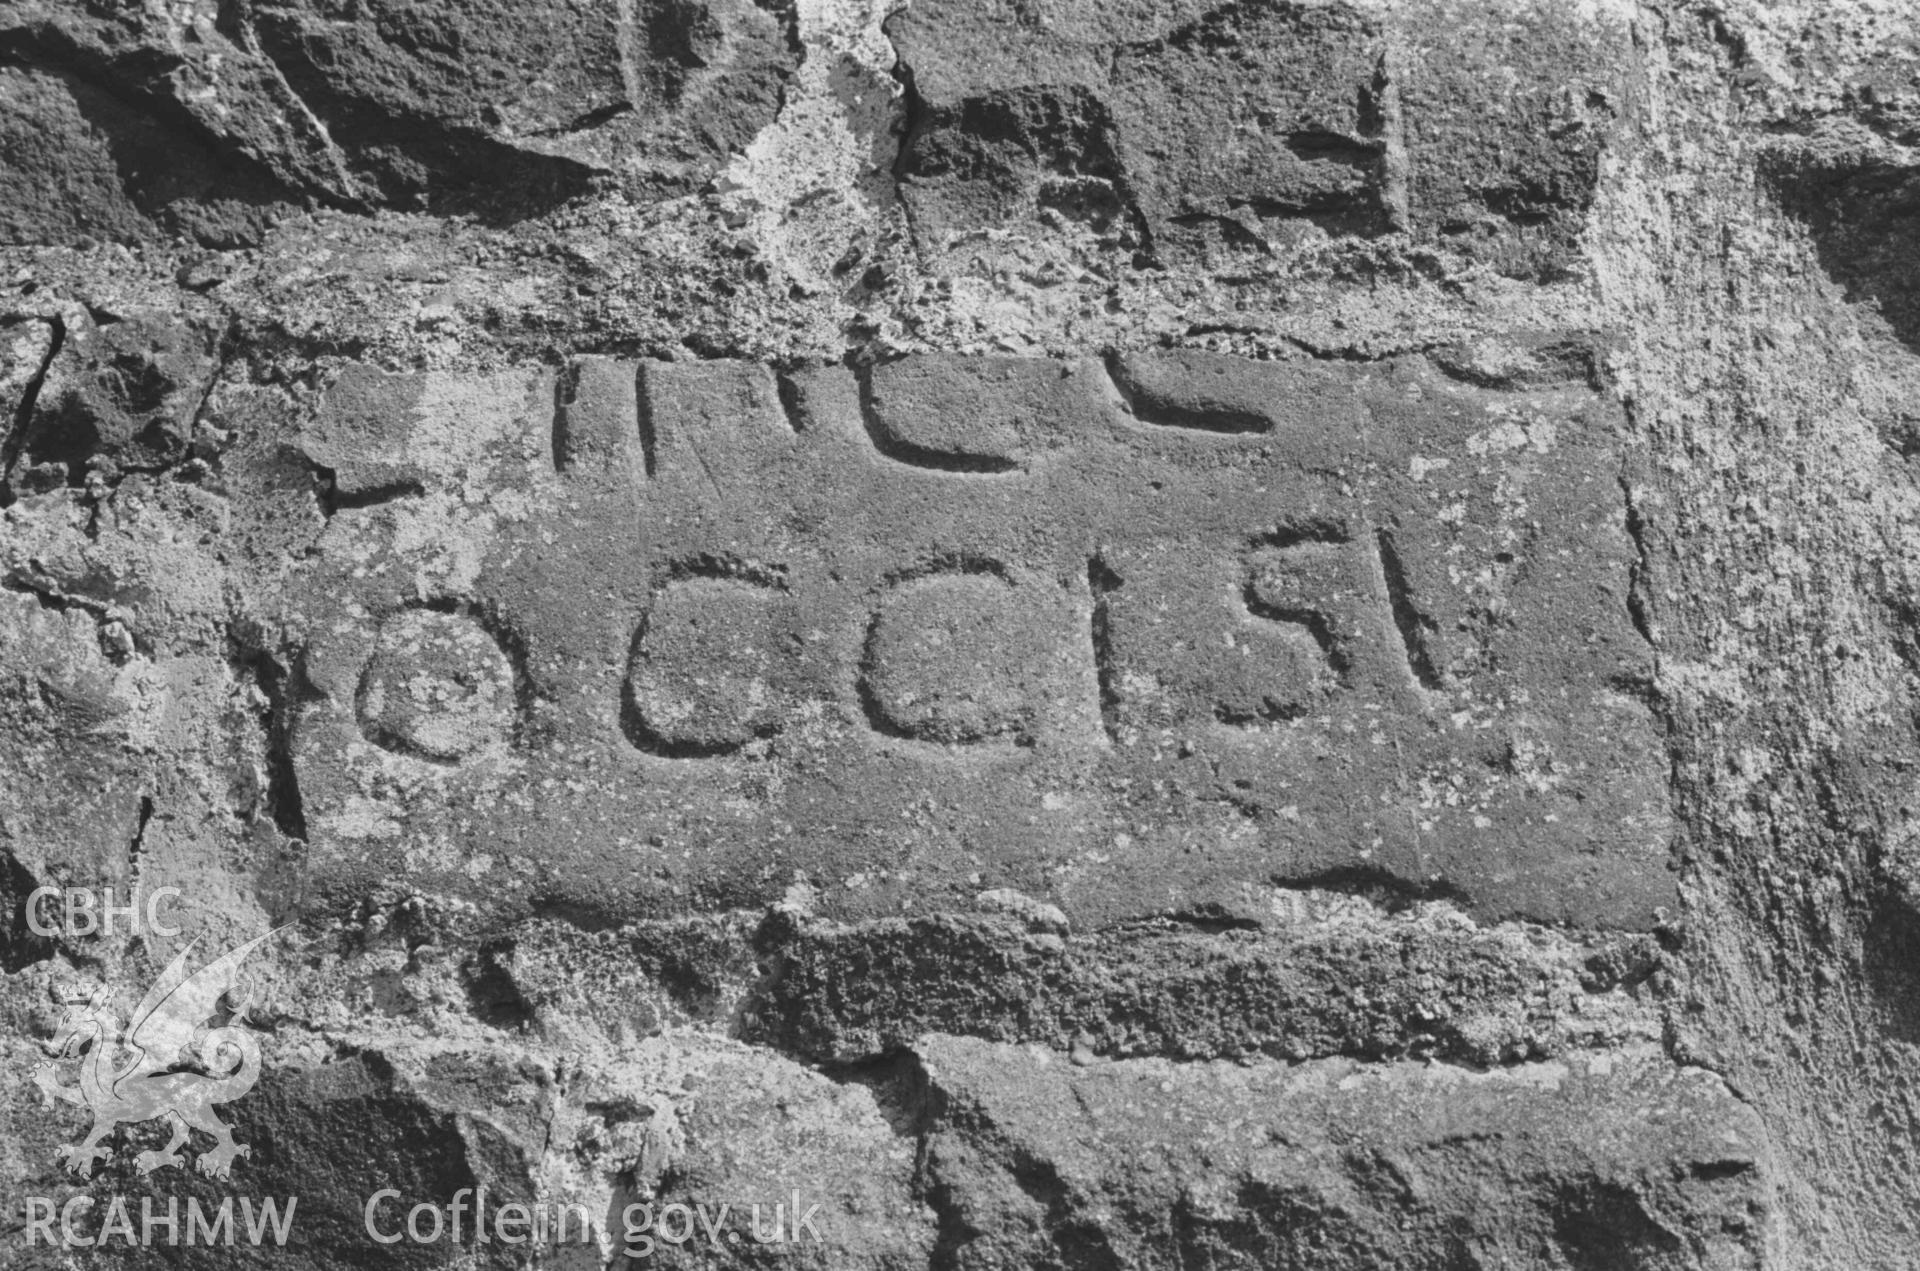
[{"x1": 287, "y1": 350, "x2": 1670, "y2": 928}]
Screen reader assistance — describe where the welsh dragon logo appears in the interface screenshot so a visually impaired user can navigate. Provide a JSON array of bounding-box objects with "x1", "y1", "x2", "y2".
[{"x1": 31, "y1": 930, "x2": 279, "y2": 1179}]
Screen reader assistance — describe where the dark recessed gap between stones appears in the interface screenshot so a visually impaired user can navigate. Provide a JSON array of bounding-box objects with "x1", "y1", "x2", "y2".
[
  {"x1": 1087, "y1": 554, "x2": 1123, "y2": 742},
  {"x1": 227, "y1": 634, "x2": 312, "y2": 845},
  {"x1": 0, "y1": 315, "x2": 65, "y2": 505}
]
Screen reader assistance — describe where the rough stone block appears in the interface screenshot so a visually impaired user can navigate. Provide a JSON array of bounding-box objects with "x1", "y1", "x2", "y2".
[
  {"x1": 910, "y1": 1036, "x2": 1769, "y2": 1270},
  {"x1": 887, "y1": 0, "x2": 1631, "y2": 274}
]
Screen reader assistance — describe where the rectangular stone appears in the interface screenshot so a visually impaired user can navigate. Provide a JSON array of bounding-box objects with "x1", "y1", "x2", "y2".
[{"x1": 287, "y1": 350, "x2": 1671, "y2": 929}]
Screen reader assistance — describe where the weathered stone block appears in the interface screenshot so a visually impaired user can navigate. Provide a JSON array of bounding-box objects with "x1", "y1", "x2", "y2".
[
  {"x1": 910, "y1": 1036, "x2": 1768, "y2": 1270},
  {"x1": 887, "y1": 0, "x2": 1631, "y2": 274},
  {"x1": 284, "y1": 349, "x2": 1670, "y2": 929}
]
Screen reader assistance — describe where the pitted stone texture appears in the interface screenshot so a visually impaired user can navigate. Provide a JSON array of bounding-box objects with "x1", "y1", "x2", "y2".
[
  {"x1": 1107, "y1": 0, "x2": 1394, "y2": 241},
  {"x1": 297, "y1": 364, "x2": 437, "y2": 501},
  {"x1": 0, "y1": 0, "x2": 797, "y2": 234},
  {"x1": 910, "y1": 1036, "x2": 1769, "y2": 1270},
  {"x1": 750, "y1": 907, "x2": 1666, "y2": 1067},
  {"x1": 7, "y1": 308, "x2": 220, "y2": 487},
  {"x1": 862, "y1": 566, "x2": 1090, "y2": 747},
  {"x1": 0, "y1": 587, "x2": 145, "y2": 945},
  {"x1": 285, "y1": 349, "x2": 1668, "y2": 929},
  {"x1": 662, "y1": 1048, "x2": 937, "y2": 1269},
  {"x1": 625, "y1": 572, "x2": 802, "y2": 756},
  {"x1": 0, "y1": 62, "x2": 290, "y2": 248},
  {"x1": 0, "y1": 472, "x2": 296, "y2": 955},
  {"x1": 864, "y1": 356, "x2": 1087, "y2": 470},
  {"x1": 0, "y1": 1016, "x2": 930, "y2": 1270},
  {"x1": 358, "y1": 607, "x2": 519, "y2": 764},
  {"x1": 1397, "y1": 0, "x2": 1627, "y2": 280},
  {"x1": 887, "y1": 0, "x2": 1629, "y2": 275},
  {"x1": 0, "y1": 318, "x2": 56, "y2": 450},
  {"x1": 250, "y1": 0, "x2": 796, "y2": 206}
]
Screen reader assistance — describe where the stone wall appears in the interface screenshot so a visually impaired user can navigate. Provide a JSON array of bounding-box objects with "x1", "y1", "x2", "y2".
[{"x1": 2, "y1": 0, "x2": 1916, "y2": 1265}]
